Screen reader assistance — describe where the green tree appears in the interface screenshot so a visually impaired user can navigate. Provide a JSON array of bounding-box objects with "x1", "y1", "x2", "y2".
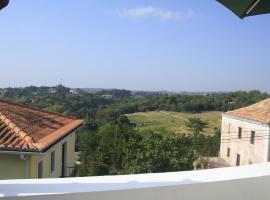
[
  {"x1": 125, "y1": 130, "x2": 195, "y2": 173},
  {"x1": 185, "y1": 117, "x2": 209, "y2": 152}
]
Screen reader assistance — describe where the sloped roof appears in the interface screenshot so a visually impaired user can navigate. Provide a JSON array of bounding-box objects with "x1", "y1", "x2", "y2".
[
  {"x1": 0, "y1": 99, "x2": 83, "y2": 152},
  {"x1": 226, "y1": 98, "x2": 270, "y2": 124}
]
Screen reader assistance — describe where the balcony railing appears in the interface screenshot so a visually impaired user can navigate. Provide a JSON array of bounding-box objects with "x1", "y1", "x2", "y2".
[
  {"x1": 1, "y1": 163, "x2": 270, "y2": 199},
  {"x1": 66, "y1": 166, "x2": 77, "y2": 178}
]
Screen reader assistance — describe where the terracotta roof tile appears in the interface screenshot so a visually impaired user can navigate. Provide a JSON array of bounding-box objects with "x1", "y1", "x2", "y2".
[
  {"x1": 0, "y1": 99, "x2": 84, "y2": 152},
  {"x1": 226, "y1": 98, "x2": 270, "y2": 124}
]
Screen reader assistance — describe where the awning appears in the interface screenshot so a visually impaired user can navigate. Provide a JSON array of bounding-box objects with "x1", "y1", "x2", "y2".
[
  {"x1": 217, "y1": 0, "x2": 270, "y2": 18},
  {"x1": 0, "y1": 0, "x2": 8, "y2": 11}
]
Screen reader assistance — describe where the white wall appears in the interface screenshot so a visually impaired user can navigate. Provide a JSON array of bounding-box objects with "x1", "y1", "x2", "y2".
[
  {"x1": 1, "y1": 163, "x2": 270, "y2": 200},
  {"x1": 220, "y1": 115, "x2": 270, "y2": 166},
  {"x1": 8, "y1": 176, "x2": 269, "y2": 200}
]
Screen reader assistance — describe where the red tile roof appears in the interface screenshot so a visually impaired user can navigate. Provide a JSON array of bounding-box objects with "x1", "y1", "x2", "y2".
[
  {"x1": 0, "y1": 99, "x2": 83, "y2": 152},
  {"x1": 226, "y1": 98, "x2": 270, "y2": 124}
]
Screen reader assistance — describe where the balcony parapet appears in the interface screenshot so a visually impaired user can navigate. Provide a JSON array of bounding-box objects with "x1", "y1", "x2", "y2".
[{"x1": 1, "y1": 163, "x2": 270, "y2": 199}]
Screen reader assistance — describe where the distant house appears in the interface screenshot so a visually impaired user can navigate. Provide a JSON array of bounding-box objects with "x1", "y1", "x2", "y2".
[
  {"x1": 48, "y1": 88, "x2": 57, "y2": 94},
  {"x1": 0, "y1": 99, "x2": 83, "y2": 180},
  {"x1": 220, "y1": 98, "x2": 270, "y2": 166},
  {"x1": 69, "y1": 89, "x2": 79, "y2": 95},
  {"x1": 101, "y1": 94, "x2": 113, "y2": 99}
]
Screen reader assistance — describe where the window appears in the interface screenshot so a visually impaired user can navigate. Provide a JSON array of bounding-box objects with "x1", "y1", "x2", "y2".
[
  {"x1": 61, "y1": 142, "x2": 67, "y2": 177},
  {"x1": 227, "y1": 148, "x2": 230, "y2": 157},
  {"x1": 250, "y1": 131, "x2": 255, "y2": 144},
  {"x1": 38, "y1": 161, "x2": 43, "y2": 179},
  {"x1": 51, "y1": 151, "x2": 55, "y2": 173},
  {"x1": 236, "y1": 154, "x2": 241, "y2": 166},
  {"x1": 238, "y1": 127, "x2": 242, "y2": 139}
]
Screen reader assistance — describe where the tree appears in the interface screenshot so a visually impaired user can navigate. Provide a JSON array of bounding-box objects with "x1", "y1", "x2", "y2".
[
  {"x1": 185, "y1": 117, "x2": 209, "y2": 152},
  {"x1": 124, "y1": 130, "x2": 196, "y2": 173}
]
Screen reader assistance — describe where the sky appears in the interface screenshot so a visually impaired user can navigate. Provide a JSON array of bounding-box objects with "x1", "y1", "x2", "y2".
[{"x1": 0, "y1": 0, "x2": 270, "y2": 92}]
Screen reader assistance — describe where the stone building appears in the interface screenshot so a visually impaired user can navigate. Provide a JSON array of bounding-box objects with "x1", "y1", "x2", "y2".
[{"x1": 220, "y1": 98, "x2": 270, "y2": 166}]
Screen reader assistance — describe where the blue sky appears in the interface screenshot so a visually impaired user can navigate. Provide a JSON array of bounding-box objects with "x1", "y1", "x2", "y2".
[{"x1": 0, "y1": 0, "x2": 270, "y2": 92}]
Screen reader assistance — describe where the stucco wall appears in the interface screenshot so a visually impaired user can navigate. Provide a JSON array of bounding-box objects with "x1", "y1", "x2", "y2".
[
  {"x1": 31, "y1": 132, "x2": 76, "y2": 178},
  {"x1": 0, "y1": 155, "x2": 25, "y2": 180},
  {"x1": 220, "y1": 115, "x2": 270, "y2": 166}
]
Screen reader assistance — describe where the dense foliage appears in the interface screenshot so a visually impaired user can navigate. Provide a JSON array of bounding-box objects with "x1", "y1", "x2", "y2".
[{"x1": 77, "y1": 116, "x2": 196, "y2": 176}]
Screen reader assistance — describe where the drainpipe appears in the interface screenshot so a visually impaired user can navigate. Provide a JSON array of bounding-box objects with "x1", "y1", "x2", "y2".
[
  {"x1": 268, "y1": 124, "x2": 270, "y2": 162},
  {"x1": 20, "y1": 155, "x2": 30, "y2": 179}
]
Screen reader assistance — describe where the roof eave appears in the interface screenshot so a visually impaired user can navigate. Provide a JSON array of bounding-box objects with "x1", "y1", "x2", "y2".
[
  {"x1": 222, "y1": 113, "x2": 270, "y2": 127},
  {"x1": 40, "y1": 120, "x2": 85, "y2": 153}
]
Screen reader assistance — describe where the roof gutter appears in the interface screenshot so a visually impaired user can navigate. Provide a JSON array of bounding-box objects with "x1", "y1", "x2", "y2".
[{"x1": 0, "y1": 150, "x2": 43, "y2": 156}]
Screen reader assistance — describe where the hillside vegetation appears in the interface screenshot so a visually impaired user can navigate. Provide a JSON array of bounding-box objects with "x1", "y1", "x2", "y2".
[{"x1": 127, "y1": 111, "x2": 221, "y2": 135}]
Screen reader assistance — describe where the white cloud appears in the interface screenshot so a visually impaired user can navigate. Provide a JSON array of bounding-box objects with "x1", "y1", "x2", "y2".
[{"x1": 118, "y1": 6, "x2": 194, "y2": 21}]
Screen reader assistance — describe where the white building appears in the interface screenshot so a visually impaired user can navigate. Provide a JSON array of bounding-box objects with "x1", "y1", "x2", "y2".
[{"x1": 220, "y1": 98, "x2": 270, "y2": 166}]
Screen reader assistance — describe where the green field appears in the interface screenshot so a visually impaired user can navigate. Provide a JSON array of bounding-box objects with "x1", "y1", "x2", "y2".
[{"x1": 126, "y1": 111, "x2": 222, "y2": 135}]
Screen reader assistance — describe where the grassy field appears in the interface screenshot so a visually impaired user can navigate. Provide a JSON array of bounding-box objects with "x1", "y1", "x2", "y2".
[{"x1": 126, "y1": 111, "x2": 222, "y2": 135}]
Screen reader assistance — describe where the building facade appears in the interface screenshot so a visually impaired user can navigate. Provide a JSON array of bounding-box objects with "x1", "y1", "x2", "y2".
[
  {"x1": 0, "y1": 100, "x2": 83, "y2": 180},
  {"x1": 220, "y1": 98, "x2": 270, "y2": 166}
]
